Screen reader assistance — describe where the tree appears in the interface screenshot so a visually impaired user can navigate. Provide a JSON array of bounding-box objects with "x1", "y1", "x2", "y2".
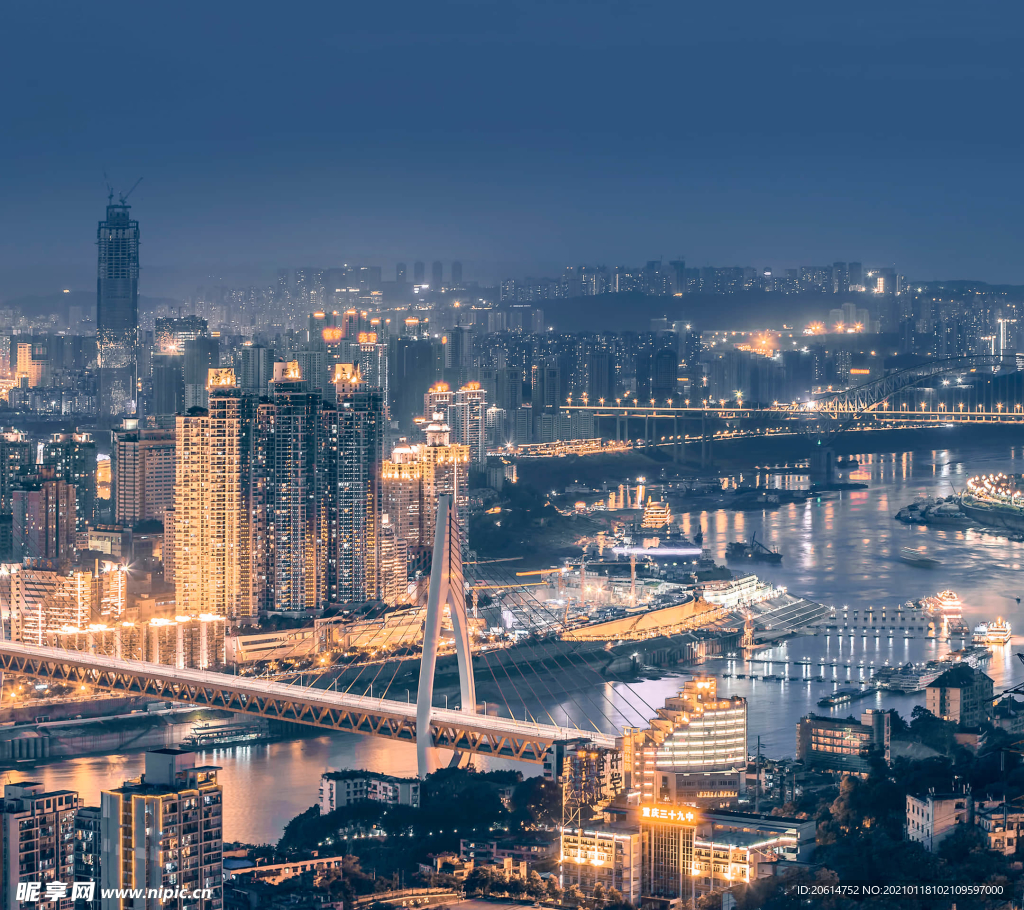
[
  {"x1": 592, "y1": 882, "x2": 606, "y2": 907},
  {"x1": 464, "y1": 867, "x2": 493, "y2": 897},
  {"x1": 511, "y1": 777, "x2": 563, "y2": 828},
  {"x1": 565, "y1": 883, "x2": 584, "y2": 905},
  {"x1": 527, "y1": 870, "x2": 547, "y2": 900},
  {"x1": 507, "y1": 876, "x2": 527, "y2": 898},
  {"x1": 546, "y1": 877, "x2": 563, "y2": 902}
]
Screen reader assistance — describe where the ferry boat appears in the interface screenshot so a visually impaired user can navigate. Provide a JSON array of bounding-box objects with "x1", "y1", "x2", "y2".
[
  {"x1": 872, "y1": 663, "x2": 943, "y2": 692},
  {"x1": 899, "y1": 547, "x2": 940, "y2": 568},
  {"x1": 872, "y1": 645, "x2": 991, "y2": 692},
  {"x1": 973, "y1": 618, "x2": 1012, "y2": 645},
  {"x1": 947, "y1": 645, "x2": 991, "y2": 668},
  {"x1": 817, "y1": 688, "x2": 861, "y2": 707},
  {"x1": 725, "y1": 533, "x2": 783, "y2": 564}
]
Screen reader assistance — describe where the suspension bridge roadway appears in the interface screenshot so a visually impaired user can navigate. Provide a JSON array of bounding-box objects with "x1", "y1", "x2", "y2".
[{"x1": 0, "y1": 640, "x2": 616, "y2": 766}]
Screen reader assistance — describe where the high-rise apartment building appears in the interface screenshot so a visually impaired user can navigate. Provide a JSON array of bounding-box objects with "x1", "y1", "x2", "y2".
[
  {"x1": 323, "y1": 365, "x2": 385, "y2": 603},
  {"x1": 451, "y1": 261, "x2": 463, "y2": 287},
  {"x1": 42, "y1": 432, "x2": 97, "y2": 530},
  {"x1": 832, "y1": 261, "x2": 849, "y2": 294},
  {"x1": 0, "y1": 431, "x2": 33, "y2": 513},
  {"x1": 97, "y1": 200, "x2": 140, "y2": 419},
  {"x1": 101, "y1": 750, "x2": 223, "y2": 910},
  {"x1": 174, "y1": 370, "x2": 262, "y2": 619},
  {"x1": 413, "y1": 261, "x2": 425, "y2": 284},
  {"x1": 183, "y1": 335, "x2": 220, "y2": 410},
  {"x1": 266, "y1": 362, "x2": 323, "y2": 611},
  {"x1": 1, "y1": 782, "x2": 79, "y2": 910},
  {"x1": 449, "y1": 382, "x2": 487, "y2": 463},
  {"x1": 151, "y1": 352, "x2": 185, "y2": 418},
  {"x1": 75, "y1": 805, "x2": 103, "y2": 910},
  {"x1": 236, "y1": 343, "x2": 273, "y2": 396},
  {"x1": 13, "y1": 471, "x2": 77, "y2": 564},
  {"x1": 423, "y1": 381, "x2": 455, "y2": 420},
  {"x1": 112, "y1": 420, "x2": 176, "y2": 525},
  {"x1": 382, "y1": 415, "x2": 469, "y2": 554}
]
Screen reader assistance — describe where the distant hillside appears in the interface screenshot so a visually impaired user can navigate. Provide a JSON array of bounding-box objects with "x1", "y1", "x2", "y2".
[
  {"x1": 542, "y1": 290, "x2": 857, "y2": 333},
  {"x1": 1, "y1": 291, "x2": 179, "y2": 321}
]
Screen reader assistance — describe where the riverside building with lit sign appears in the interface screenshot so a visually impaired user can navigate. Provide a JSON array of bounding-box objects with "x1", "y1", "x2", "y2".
[
  {"x1": 639, "y1": 800, "x2": 699, "y2": 908},
  {"x1": 621, "y1": 677, "x2": 747, "y2": 808}
]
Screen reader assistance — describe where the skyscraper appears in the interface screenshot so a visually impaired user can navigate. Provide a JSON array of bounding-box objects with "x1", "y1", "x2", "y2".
[
  {"x1": 174, "y1": 369, "x2": 261, "y2": 619},
  {"x1": 396, "y1": 262, "x2": 407, "y2": 283},
  {"x1": 431, "y1": 260, "x2": 443, "y2": 290},
  {"x1": 413, "y1": 261, "x2": 425, "y2": 284},
  {"x1": 266, "y1": 361, "x2": 323, "y2": 611},
  {"x1": 323, "y1": 364, "x2": 385, "y2": 603},
  {"x1": 97, "y1": 198, "x2": 140, "y2": 418},
  {"x1": 451, "y1": 261, "x2": 463, "y2": 287},
  {"x1": 450, "y1": 382, "x2": 487, "y2": 463}
]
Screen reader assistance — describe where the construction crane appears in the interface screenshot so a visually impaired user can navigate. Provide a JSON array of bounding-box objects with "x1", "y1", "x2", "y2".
[{"x1": 119, "y1": 177, "x2": 143, "y2": 205}]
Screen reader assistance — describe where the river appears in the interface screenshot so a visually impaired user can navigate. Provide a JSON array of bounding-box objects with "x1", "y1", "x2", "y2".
[{"x1": 18, "y1": 441, "x2": 1024, "y2": 843}]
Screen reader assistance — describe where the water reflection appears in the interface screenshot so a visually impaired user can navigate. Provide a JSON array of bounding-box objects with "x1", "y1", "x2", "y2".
[{"x1": 18, "y1": 443, "x2": 1024, "y2": 843}]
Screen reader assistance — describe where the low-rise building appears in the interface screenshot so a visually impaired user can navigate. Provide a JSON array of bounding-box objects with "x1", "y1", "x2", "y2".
[
  {"x1": 975, "y1": 802, "x2": 1024, "y2": 855},
  {"x1": 796, "y1": 709, "x2": 890, "y2": 776},
  {"x1": 319, "y1": 770, "x2": 420, "y2": 814},
  {"x1": 906, "y1": 789, "x2": 973, "y2": 851},
  {"x1": 559, "y1": 824, "x2": 642, "y2": 905},
  {"x1": 926, "y1": 665, "x2": 994, "y2": 727},
  {"x1": 459, "y1": 833, "x2": 558, "y2": 865},
  {"x1": 993, "y1": 696, "x2": 1024, "y2": 735},
  {"x1": 701, "y1": 810, "x2": 816, "y2": 862}
]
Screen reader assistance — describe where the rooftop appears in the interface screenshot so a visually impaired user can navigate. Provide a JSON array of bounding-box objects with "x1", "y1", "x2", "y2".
[{"x1": 322, "y1": 768, "x2": 417, "y2": 783}]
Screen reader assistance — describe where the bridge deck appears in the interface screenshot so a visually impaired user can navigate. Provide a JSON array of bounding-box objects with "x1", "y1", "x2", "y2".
[{"x1": 0, "y1": 641, "x2": 615, "y2": 762}]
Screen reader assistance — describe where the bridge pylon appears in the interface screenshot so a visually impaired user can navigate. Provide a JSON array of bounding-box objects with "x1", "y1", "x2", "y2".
[{"x1": 416, "y1": 495, "x2": 477, "y2": 777}]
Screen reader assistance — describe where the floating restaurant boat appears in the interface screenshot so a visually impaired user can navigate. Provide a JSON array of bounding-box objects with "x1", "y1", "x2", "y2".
[{"x1": 960, "y1": 473, "x2": 1024, "y2": 532}]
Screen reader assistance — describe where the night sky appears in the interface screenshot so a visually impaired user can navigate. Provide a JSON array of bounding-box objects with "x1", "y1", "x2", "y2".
[{"x1": 2, "y1": 1, "x2": 1023, "y2": 297}]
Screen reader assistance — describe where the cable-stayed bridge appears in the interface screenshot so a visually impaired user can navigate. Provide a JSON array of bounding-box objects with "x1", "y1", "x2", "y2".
[
  {"x1": 0, "y1": 640, "x2": 614, "y2": 767},
  {"x1": 0, "y1": 496, "x2": 633, "y2": 777}
]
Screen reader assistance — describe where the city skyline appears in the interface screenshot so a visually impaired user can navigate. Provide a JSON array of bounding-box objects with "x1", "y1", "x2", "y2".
[{"x1": 3, "y1": 4, "x2": 1024, "y2": 906}]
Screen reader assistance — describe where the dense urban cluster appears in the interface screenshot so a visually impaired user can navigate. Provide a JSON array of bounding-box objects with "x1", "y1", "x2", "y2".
[{"x1": 2, "y1": 200, "x2": 1024, "y2": 910}]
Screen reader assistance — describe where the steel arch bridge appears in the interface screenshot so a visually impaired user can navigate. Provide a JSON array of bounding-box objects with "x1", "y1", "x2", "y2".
[{"x1": 791, "y1": 353, "x2": 1018, "y2": 417}]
